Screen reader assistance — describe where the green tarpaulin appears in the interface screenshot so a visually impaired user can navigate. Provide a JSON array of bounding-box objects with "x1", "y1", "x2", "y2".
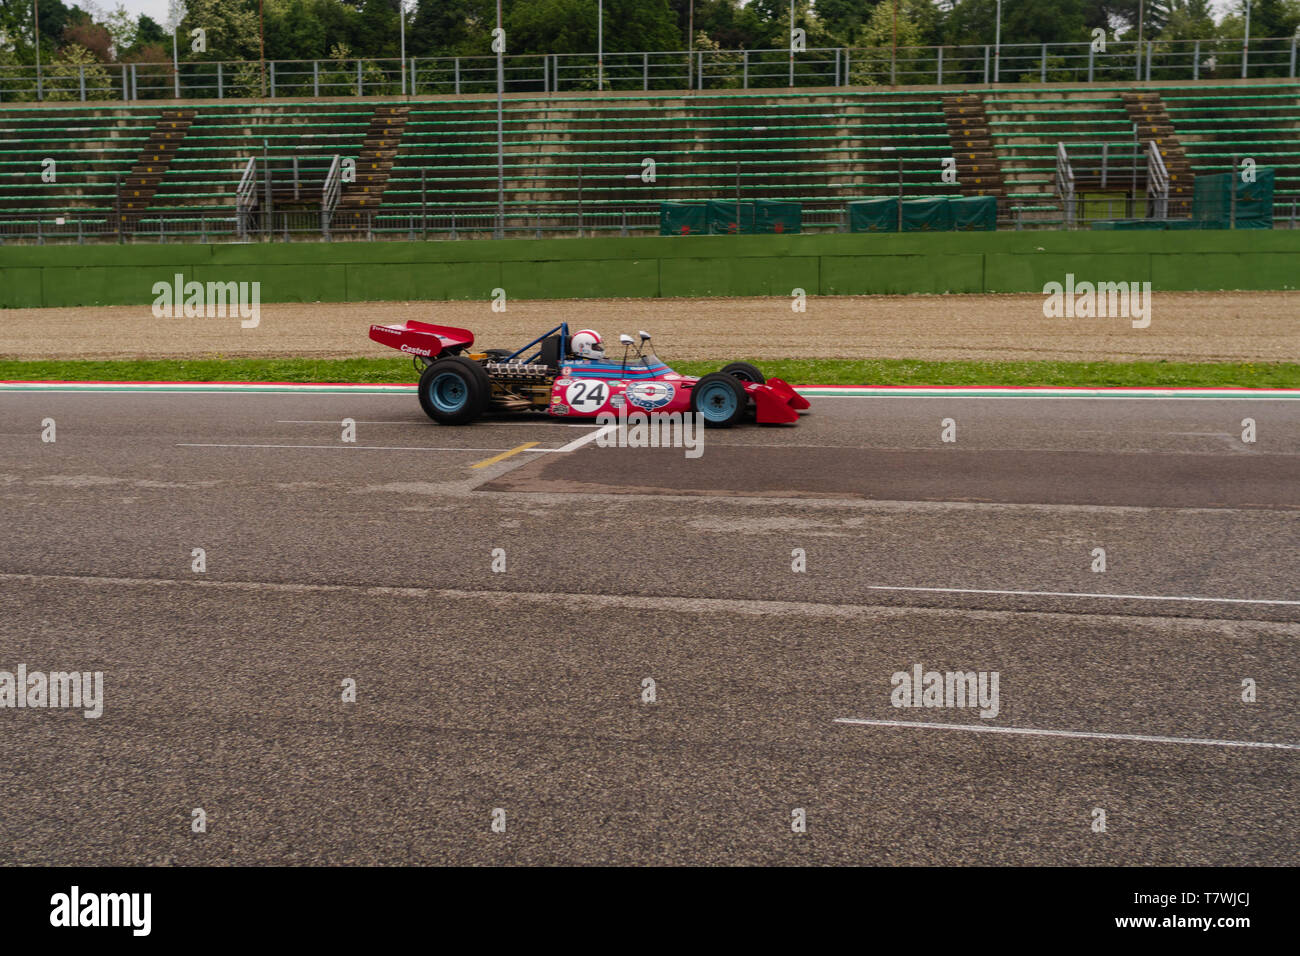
[
  {"x1": 848, "y1": 198, "x2": 899, "y2": 232},
  {"x1": 949, "y1": 196, "x2": 997, "y2": 232},
  {"x1": 901, "y1": 198, "x2": 953, "y2": 232},
  {"x1": 706, "y1": 200, "x2": 756, "y2": 234},
  {"x1": 661, "y1": 200, "x2": 803, "y2": 236},
  {"x1": 849, "y1": 197, "x2": 990, "y2": 232},
  {"x1": 659, "y1": 203, "x2": 707, "y2": 236},
  {"x1": 753, "y1": 200, "x2": 802, "y2": 234},
  {"x1": 1192, "y1": 167, "x2": 1274, "y2": 228},
  {"x1": 1090, "y1": 219, "x2": 1169, "y2": 231}
]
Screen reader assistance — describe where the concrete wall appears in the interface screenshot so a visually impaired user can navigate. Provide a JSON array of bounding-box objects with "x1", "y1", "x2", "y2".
[{"x1": 3, "y1": 231, "x2": 1297, "y2": 308}]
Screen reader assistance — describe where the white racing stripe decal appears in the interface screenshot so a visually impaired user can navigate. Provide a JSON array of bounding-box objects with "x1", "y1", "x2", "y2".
[{"x1": 833, "y1": 717, "x2": 1300, "y2": 751}]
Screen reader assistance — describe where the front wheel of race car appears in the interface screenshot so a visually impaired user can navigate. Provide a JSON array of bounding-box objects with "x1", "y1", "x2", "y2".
[
  {"x1": 418, "y1": 356, "x2": 490, "y2": 425},
  {"x1": 721, "y1": 361, "x2": 766, "y2": 385},
  {"x1": 691, "y1": 372, "x2": 748, "y2": 428}
]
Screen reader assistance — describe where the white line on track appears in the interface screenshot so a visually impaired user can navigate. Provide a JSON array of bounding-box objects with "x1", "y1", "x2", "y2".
[
  {"x1": 555, "y1": 423, "x2": 618, "y2": 453},
  {"x1": 274, "y1": 420, "x2": 603, "y2": 427},
  {"x1": 6, "y1": 572, "x2": 1298, "y2": 631},
  {"x1": 832, "y1": 717, "x2": 1300, "y2": 751},
  {"x1": 176, "y1": 439, "x2": 602, "y2": 453},
  {"x1": 868, "y1": 584, "x2": 1300, "y2": 607},
  {"x1": 176, "y1": 442, "x2": 542, "y2": 452}
]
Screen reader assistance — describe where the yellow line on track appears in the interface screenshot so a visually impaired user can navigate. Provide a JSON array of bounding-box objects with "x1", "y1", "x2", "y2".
[{"x1": 470, "y1": 441, "x2": 540, "y2": 469}]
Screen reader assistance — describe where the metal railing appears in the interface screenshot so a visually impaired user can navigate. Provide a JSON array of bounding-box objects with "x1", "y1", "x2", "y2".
[
  {"x1": 3, "y1": 199, "x2": 1297, "y2": 245},
  {"x1": 1055, "y1": 142, "x2": 1076, "y2": 227},
  {"x1": 1147, "y1": 140, "x2": 1170, "y2": 219},
  {"x1": 321, "y1": 154, "x2": 343, "y2": 237},
  {"x1": 1050, "y1": 136, "x2": 1192, "y2": 224},
  {"x1": 4, "y1": 37, "x2": 1300, "y2": 103},
  {"x1": 235, "y1": 157, "x2": 257, "y2": 238}
]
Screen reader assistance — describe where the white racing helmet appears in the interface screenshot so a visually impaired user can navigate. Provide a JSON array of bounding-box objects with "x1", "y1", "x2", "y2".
[{"x1": 570, "y1": 328, "x2": 605, "y2": 360}]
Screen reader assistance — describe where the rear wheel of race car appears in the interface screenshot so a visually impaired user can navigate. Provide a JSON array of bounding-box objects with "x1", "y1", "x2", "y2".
[
  {"x1": 418, "y1": 356, "x2": 490, "y2": 425},
  {"x1": 721, "y1": 361, "x2": 766, "y2": 385},
  {"x1": 691, "y1": 372, "x2": 748, "y2": 428}
]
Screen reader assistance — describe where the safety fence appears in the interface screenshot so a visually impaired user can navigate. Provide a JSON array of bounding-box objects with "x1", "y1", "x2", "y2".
[{"x1": 3, "y1": 37, "x2": 1300, "y2": 103}]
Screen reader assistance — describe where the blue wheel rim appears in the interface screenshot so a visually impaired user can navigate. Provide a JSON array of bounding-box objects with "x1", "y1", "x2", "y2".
[
  {"x1": 428, "y1": 371, "x2": 469, "y2": 413},
  {"x1": 698, "y1": 381, "x2": 739, "y2": 421}
]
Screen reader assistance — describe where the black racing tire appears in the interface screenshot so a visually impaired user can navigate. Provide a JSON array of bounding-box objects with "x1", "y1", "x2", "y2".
[
  {"x1": 721, "y1": 361, "x2": 766, "y2": 385},
  {"x1": 690, "y1": 372, "x2": 748, "y2": 428},
  {"x1": 418, "y1": 356, "x2": 490, "y2": 425}
]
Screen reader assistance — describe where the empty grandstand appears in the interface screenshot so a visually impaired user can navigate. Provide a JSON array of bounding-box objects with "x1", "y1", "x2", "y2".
[{"x1": 0, "y1": 79, "x2": 1296, "y2": 242}]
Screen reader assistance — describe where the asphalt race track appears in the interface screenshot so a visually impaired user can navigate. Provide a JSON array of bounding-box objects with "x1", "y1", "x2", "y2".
[{"x1": 1, "y1": 389, "x2": 1297, "y2": 865}]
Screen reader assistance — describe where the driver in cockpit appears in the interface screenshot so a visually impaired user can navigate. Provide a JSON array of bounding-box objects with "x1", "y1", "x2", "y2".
[{"x1": 569, "y1": 329, "x2": 605, "y2": 361}]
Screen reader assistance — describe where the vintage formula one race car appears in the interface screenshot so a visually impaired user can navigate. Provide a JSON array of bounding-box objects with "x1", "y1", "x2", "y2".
[{"x1": 368, "y1": 320, "x2": 809, "y2": 427}]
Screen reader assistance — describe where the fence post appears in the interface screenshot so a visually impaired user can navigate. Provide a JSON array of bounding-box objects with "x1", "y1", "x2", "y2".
[
  {"x1": 121, "y1": 64, "x2": 128, "y2": 100},
  {"x1": 1292, "y1": 37, "x2": 1297, "y2": 79},
  {"x1": 454, "y1": 58, "x2": 460, "y2": 95},
  {"x1": 79, "y1": 65, "x2": 86, "y2": 101},
  {"x1": 644, "y1": 52, "x2": 649, "y2": 90},
  {"x1": 698, "y1": 51, "x2": 704, "y2": 89},
  {"x1": 421, "y1": 168, "x2": 427, "y2": 238},
  {"x1": 270, "y1": 62, "x2": 276, "y2": 98},
  {"x1": 1193, "y1": 40, "x2": 1200, "y2": 80},
  {"x1": 983, "y1": 46, "x2": 989, "y2": 84},
  {"x1": 1230, "y1": 153, "x2": 1237, "y2": 228},
  {"x1": 743, "y1": 50, "x2": 749, "y2": 89},
  {"x1": 218, "y1": 62, "x2": 224, "y2": 99},
  {"x1": 1088, "y1": 45, "x2": 1094, "y2": 82},
  {"x1": 937, "y1": 46, "x2": 943, "y2": 85},
  {"x1": 313, "y1": 62, "x2": 319, "y2": 97},
  {"x1": 835, "y1": 48, "x2": 840, "y2": 87},
  {"x1": 130, "y1": 63, "x2": 137, "y2": 100},
  {"x1": 357, "y1": 60, "x2": 363, "y2": 96},
  {"x1": 410, "y1": 58, "x2": 417, "y2": 95},
  {"x1": 1146, "y1": 41, "x2": 1153, "y2": 81},
  {"x1": 845, "y1": 49, "x2": 851, "y2": 86}
]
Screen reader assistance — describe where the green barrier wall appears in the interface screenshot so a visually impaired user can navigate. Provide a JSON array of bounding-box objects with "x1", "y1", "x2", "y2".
[{"x1": 3, "y1": 231, "x2": 1299, "y2": 307}]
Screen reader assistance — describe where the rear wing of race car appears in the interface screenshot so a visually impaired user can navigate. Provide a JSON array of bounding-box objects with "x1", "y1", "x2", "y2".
[{"x1": 369, "y1": 321, "x2": 474, "y2": 359}]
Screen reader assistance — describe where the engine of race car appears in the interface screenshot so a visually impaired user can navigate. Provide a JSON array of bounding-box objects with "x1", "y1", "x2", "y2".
[{"x1": 484, "y1": 361, "x2": 555, "y2": 410}]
